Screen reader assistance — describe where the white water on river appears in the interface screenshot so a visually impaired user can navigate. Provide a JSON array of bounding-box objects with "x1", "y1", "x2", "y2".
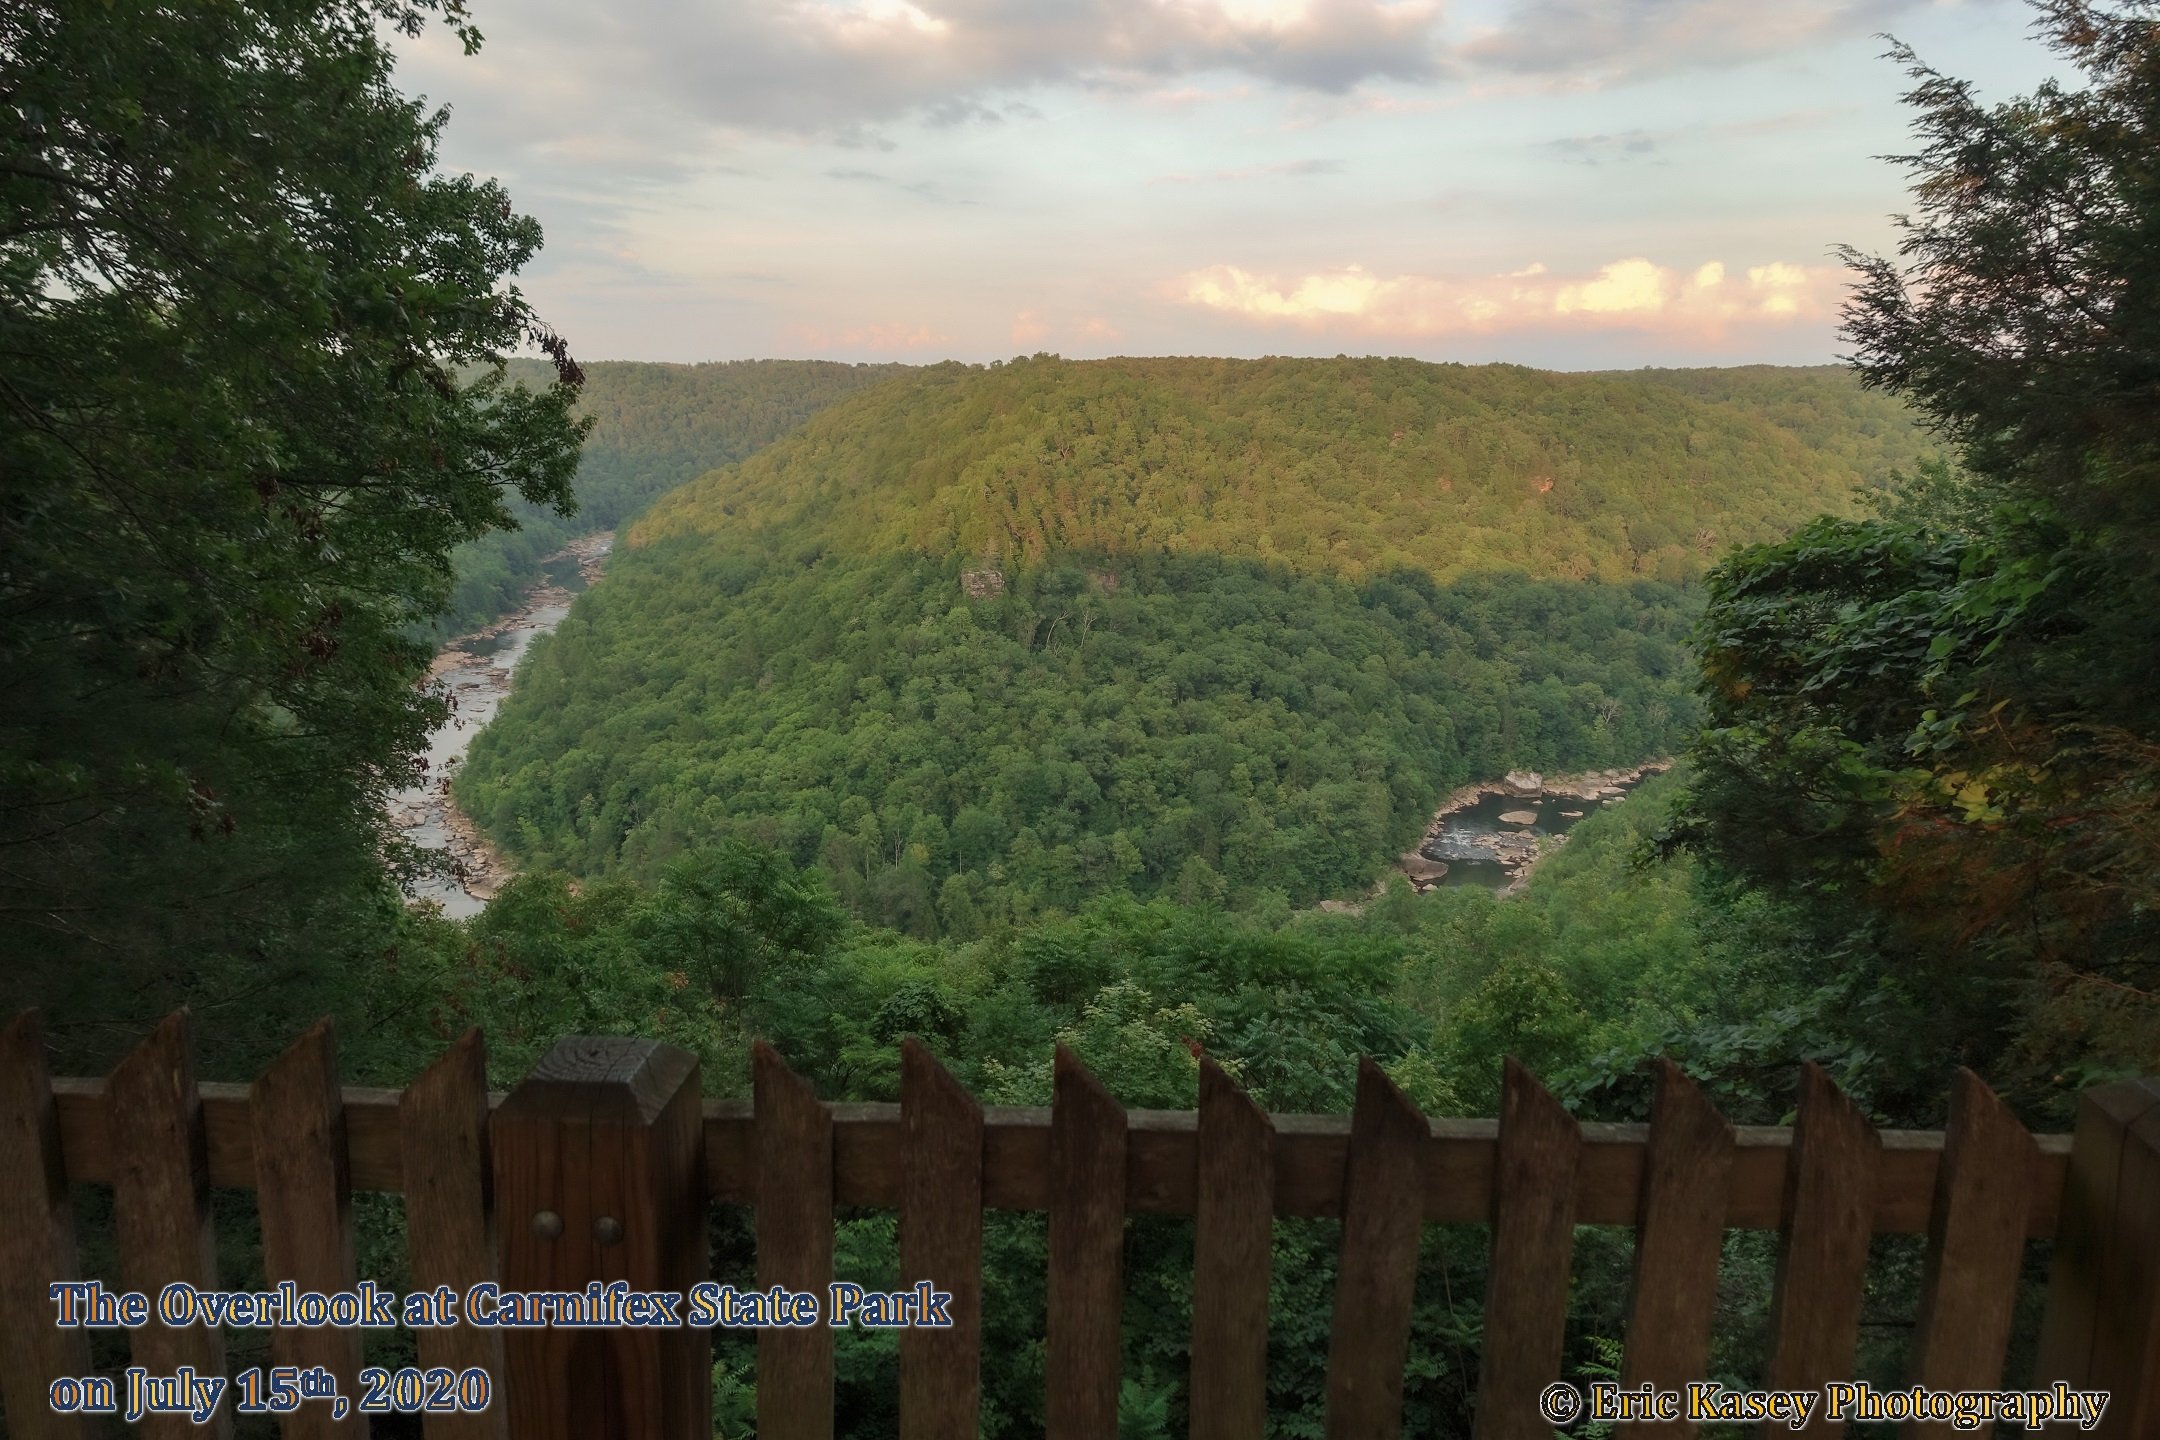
[{"x1": 391, "y1": 536, "x2": 609, "y2": 917}]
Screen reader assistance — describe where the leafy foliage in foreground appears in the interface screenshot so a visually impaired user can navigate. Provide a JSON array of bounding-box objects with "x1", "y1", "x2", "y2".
[
  {"x1": 437, "y1": 360, "x2": 910, "y2": 635},
  {"x1": 1671, "y1": 0, "x2": 2160, "y2": 1114},
  {"x1": 458, "y1": 548, "x2": 1704, "y2": 927},
  {"x1": 632, "y1": 356, "x2": 1933, "y2": 585},
  {"x1": 377, "y1": 780, "x2": 1959, "y2": 1439},
  {"x1": 0, "y1": 0, "x2": 586, "y2": 1056}
]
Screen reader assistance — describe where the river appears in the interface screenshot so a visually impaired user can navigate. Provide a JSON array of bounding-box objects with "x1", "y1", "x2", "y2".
[
  {"x1": 1403, "y1": 762, "x2": 1670, "y2": 895},
  {"x1": 391, "y1": 534, "x2": 611, "y2": 917}
]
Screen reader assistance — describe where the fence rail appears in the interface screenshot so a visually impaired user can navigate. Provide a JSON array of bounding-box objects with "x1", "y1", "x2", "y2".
[
  {"x1": 31, "y1": 1069, "x2": 2080, "y2": 1232},
  {"x1": 2, "y1": 1008, "x2": 2155, "y2": 1440}
]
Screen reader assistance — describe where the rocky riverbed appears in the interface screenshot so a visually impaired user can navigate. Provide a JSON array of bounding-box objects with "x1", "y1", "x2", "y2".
[
  {"x1": 1400, "y1": 760, "x2": 1672, "y2": 896},
  {"x1": 393, "y1": 532, "x2": 611, "y2": 917}
]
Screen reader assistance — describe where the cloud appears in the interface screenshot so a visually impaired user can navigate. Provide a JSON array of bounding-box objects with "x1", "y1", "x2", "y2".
[
  {"x1": 1170, "y1": 254, "x2": 1842, "y2": 338},
  {"x1": 1011, "y1": 310, "x2": 1052, "y2": 344},
  {"x1": 786, "y1": 321, "x2": 953, "y2": 351},
  {"x1": 1277, "y1": 86, "x2": 1444, "y2": 129},
  {"x1": 1457, "y1": 0, "x2": 1935, "y2": 87},
  {"x1": 1541, "y1": 128, "x2": 1663, "y2": 165},
  {"x1": 1538, "y1": 105, "x2": 1856, "y2": 165},
  {"x1": 1152, "y1": 156, "x2": 1345, "y2": 183},
  {"x1": 1127, "y1": 82, "x2": 1258, "y2": 108},
  {"x1": 822, "y1": 166, "x2": 976, "y2": 203},
  {"x1": 410, "y1": 0, "x2": 1457, "y2": 153}
]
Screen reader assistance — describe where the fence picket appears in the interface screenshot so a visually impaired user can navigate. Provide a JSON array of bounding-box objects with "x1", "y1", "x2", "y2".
[
  {"x1": 107, "y1": 1011, "x2": 234, "y2": 1440},
  {"x1": 2033, "y1": 1075, "x2": 2160, "y2": 1438},
  {"x1": 0, "y1": 1012, "x2": 93, "y2": 1440},
  {"x1": 398, "y1": 1029, "x2": 506, "y2": 1440},
  {"x1": 1903, "y1": 1068, "x2": 2037, "y2": 1438},
  {"x1": 899, "y1": 1039, "x2": 984, "y2": 1440},
  {"x1": 1192, "y1": 1057, "x2": 1273, "y2": 1440},
  {"x1": 1047, "y1": 1046, "x2": 1127, "y2": 1440},
  {"x1": 251, "y1": 1020, "x2": 367, "y2": 1440},
  {"x1": 756, "y1": 1041, "x2": 836, "y2": 1440},
  {"x1": 1762, "y1": 1062, "x2": 1881, "y2": 1440},
  {"x1": 1323, "y1": 1057, "x2": 1428, "y2": 1440},
  {"x1": 1475, "y1": 1060, "x2": 1583, "y2": 1440},
  {"x1": 1620, "y1": 1060, "x2": 1734, "y2": 1439}
]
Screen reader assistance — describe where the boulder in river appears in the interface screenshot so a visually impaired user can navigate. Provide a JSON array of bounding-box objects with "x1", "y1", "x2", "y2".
[
  {"x1": 1400, "y1": 853, "x2": 1450, "y2": 883},
  {"x1": 1502, "y1": 770, "x2": 1543, "y2": 796},
  {"x1": 1499, "y1": 809, "x2": 1539, "y2": 825}
]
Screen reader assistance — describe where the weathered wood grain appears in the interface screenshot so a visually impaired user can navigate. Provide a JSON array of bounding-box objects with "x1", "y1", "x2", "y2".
[
  {"x1": 898, "y1": 1040, "x2": 984, "y2": 1440},
  {"x1": 398, "y1": 1030, "x2": 506, "y2": 1440},
  {"x1": 106, "y1": 1011, "x2": 233, "y2": 1440},
  {"x1": 1762, "y1": 1063, "x2": 1880, "y2": 1440},
  {"x1": 492, "y1": 1036, "x2": 708, "y2": 1440},
  {"x1": 1047, "y1": 1047, "x2": 1127, "y2": 1440},
  {"x1": 1903, "y1": 1068, "x2": 2037, "y2": 1438},
  {"x1": 756, "y1": 1041, "x2": 835, "y2": 1440},
  {"x1": 2035, "y1": 1075, "x2": 2160, "y2": 1440},
  {"x1": 1620, "y1": 1061, "x2": 1734, "y2": 1440},
  {"x1": 1191, "y1": 1058, "x2": 1273, "y2": 1440},
  {"x1": 0, "y1": 1011, "x2": 93, "y2": 1440},
  {"x1": 1324, "y1": 1058, "x2": 1428, "y2": 1440},
  {"x1": 1474, "y1": 1060, "x2": 1582, "y2": 1440},
  {"x1": 251, "y1": 1020, "x2": 367, "y2": 1440},
  {"x1": 44, "y1": 1080, "x2": 2074, "y2": 1236}
]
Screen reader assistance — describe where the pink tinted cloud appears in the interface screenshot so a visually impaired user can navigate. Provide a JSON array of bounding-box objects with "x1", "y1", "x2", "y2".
[{"x1": 1169, "y1": 255, "x2": 1844, "y2": 339}]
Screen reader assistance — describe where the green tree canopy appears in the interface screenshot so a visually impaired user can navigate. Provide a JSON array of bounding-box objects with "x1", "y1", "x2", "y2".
[
  {"x1": 1, "y1": 0, "x2": 586, "y2": 1054},
  {"x1": 632, "y1": 357, "x2": 1932, "y2": 587},
  {"x1": 1675, "y1": 0, "x2": 2160, "y2": 1107}
]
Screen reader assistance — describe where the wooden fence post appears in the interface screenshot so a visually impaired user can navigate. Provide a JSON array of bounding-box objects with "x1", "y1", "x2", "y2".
[
  {"x1": 2035, "y1": 1075, "x2": 2160, "y2": 1439},
  {"x1": 491, "y1": 1036, "x2": 708, "y2": 1440}
]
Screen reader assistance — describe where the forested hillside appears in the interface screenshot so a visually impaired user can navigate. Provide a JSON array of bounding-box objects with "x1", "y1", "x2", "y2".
[
  {"x1": 632, "y1": 357, "x2": 1930, "y2": 583},
  {"x1": 459, "y1": 358, "x2": 1931, "y2": 930},
  {"x1": 461, "y1": 553, "x2": 1703, "y2": 928},
  {"x1": 438, "y1": 359, "x2": 909, "y2": 634}
]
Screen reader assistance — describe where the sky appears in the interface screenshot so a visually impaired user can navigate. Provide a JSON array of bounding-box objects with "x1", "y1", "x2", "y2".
[{"x1": 391, "y1": 0, "x2": 2072, "y2": 369}]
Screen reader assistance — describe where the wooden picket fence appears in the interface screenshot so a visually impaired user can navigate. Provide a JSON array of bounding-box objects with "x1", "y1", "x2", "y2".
[{"x1": 0, "y1": 1009, "x2": 2155, "y2": 1439}]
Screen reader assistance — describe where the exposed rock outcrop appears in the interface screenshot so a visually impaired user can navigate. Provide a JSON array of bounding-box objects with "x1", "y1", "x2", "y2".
[{"x1": 1400, "y1": 853, "x2": 1450, "y2": 885}]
